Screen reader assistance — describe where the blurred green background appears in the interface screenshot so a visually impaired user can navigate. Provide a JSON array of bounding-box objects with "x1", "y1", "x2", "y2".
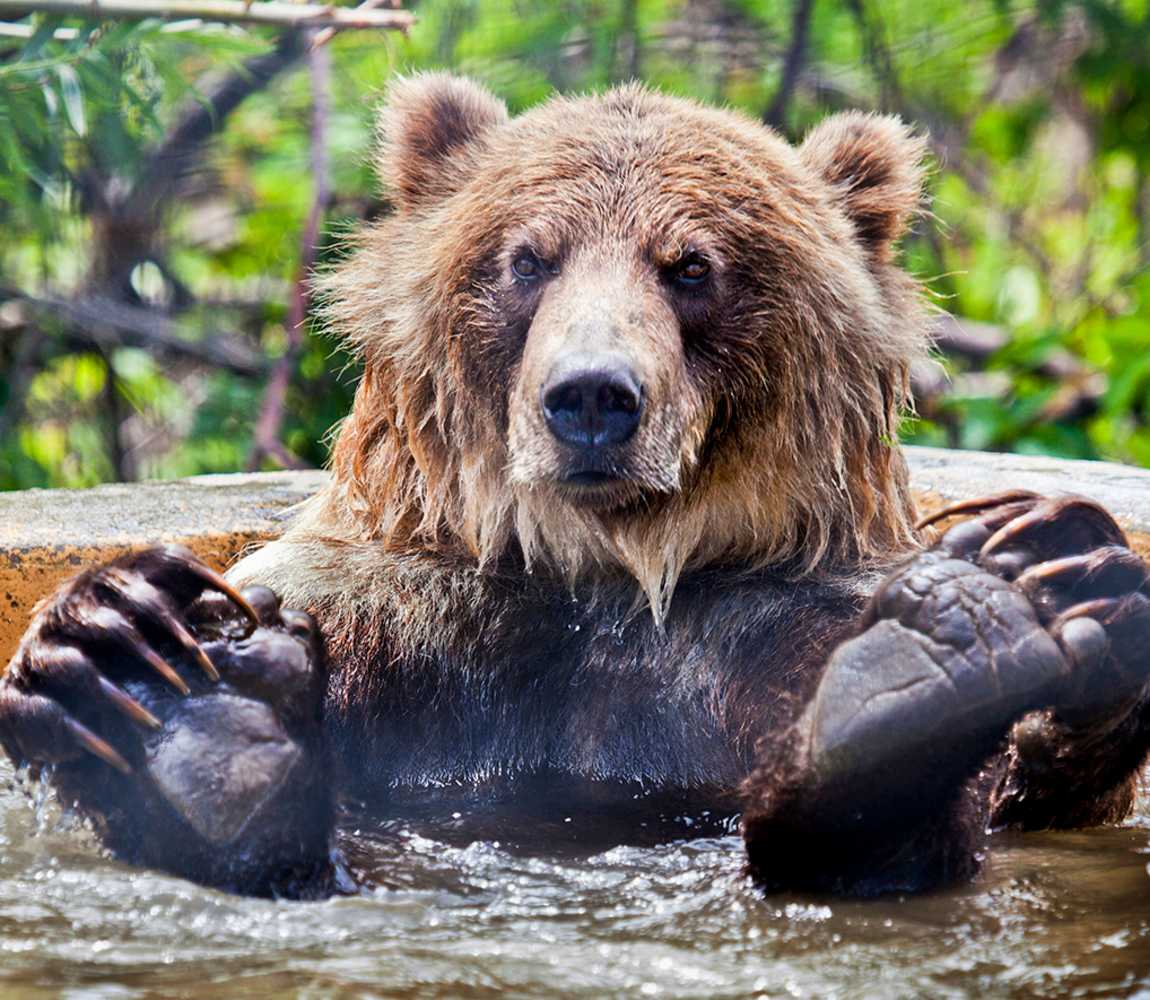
[{"x1": 1, "y1": 0, "x2": 1149, "y2": 491}]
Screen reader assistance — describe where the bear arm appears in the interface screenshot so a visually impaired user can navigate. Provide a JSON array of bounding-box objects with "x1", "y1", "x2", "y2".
[
  {"x1": 741, "y1": 491, "x2": 1150, "y2": 895},
  {"x1": 739, "y1": 614, "x2": 1001, "y2": 897}
]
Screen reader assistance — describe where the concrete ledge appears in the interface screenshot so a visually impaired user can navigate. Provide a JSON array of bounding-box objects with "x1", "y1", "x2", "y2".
[
  {"x1": 0, "y1": 471, "x2": 327, "y2": 664},
  {"x1": 1, "y1": 448, "x2": 1148, "y2": 664},
  {"x1": 907, "y1": 447, "x2": 1150, "y2": 561}
]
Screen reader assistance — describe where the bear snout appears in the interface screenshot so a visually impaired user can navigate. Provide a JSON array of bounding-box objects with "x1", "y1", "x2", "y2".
[{"x1": 540, "y1": 355, "x2": 644, "y2": 453}]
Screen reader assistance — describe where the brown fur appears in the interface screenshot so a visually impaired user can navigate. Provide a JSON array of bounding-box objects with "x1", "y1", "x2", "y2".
[{"x1": 260, "y1": 75, "x2": 929, "y2": 630}]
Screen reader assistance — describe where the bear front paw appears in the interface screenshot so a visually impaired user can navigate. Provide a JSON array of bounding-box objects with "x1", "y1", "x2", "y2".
[
  {"x1": 0, "y1": 546, "x2": 334, "y2": 895},
  {"x1": 806, "y1": 492, "x2": 1150, "y2": 799},
  {"x1": 741, "y1": 493, "x2": 1150, "y2": 894}
]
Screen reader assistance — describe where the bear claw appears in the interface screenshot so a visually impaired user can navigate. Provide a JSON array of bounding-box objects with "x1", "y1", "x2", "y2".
[
  {"x1": 978, "y1": 497, "x2": 1127, "y2": 563},
  {"x1": 1016, "y1": 547, "x2": 1147, "y2": 597},
  {"x1": 95, "y1": 676, "x2": 163, "y2": 731},
  {"x1": 97, "y1": 569, "x2": 222, "y2": 682},
  {"x1": 184, "y1": 561, "x2": 260, "y2": 625},
  {"x1": 914, "y1": 489, "x2": 1040, "y2": 530},
  {"x1": 63, "y1": 716, "x2": 132, "y2": 774}
]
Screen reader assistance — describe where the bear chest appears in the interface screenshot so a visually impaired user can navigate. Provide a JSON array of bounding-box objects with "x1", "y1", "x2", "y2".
[{"x1": 331, "y1": 570, "x2": 863, "y2": 808}]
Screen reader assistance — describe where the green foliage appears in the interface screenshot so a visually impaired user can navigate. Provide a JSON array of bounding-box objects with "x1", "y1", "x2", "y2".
[{"x1": 0, "y1": 0, "x2": 1148, "y2": 493}]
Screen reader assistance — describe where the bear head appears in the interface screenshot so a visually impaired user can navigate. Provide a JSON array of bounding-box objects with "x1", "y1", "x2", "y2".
[{"x1": 321, "y1": 74, "x2": 930, "y2": 619}]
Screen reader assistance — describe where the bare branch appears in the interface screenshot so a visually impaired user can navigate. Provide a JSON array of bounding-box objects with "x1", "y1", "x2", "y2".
[
  {"x1": 11, "y1": 292, "x2": 266, "y2": 375},
  {"x1": 246, "y1": 32, "x2": 330, "y2": 471},
  {"x1": 0, "y1": 0, "x2": 414, "y2": 31},
  {"x1": 764, "y1": 0, "x2": 814, "y2": 130},
  {"x1": 0, "y1": 17, "x2": 205, "y2": 38},
  {"x1": 100, "y1": 348, "x2": 134, "y2": 482},
  {"x1": 310, "y1": 0, "x2": 395, "y2": 49}
]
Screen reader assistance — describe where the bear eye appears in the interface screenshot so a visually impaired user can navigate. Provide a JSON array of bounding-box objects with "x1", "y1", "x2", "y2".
[
  {"x1": 511, "y1": 252, "x2": 544, "y2": 282},
  {"x1": 672, "y1": 254, "x2": 711, "y2": 286}
]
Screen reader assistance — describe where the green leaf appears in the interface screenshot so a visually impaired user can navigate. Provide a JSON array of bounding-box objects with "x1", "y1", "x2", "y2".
[{"x1": 55, "y1": 64, "x2": 86, "y2": 136}]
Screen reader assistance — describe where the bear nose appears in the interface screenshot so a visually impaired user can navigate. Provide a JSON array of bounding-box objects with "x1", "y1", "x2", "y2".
[{"x1": 541, "y1": 362, "x2": 643, "y2": 448}]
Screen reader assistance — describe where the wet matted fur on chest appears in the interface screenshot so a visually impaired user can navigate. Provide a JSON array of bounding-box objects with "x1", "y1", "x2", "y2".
[{"x1": 325, "y1": 566, "x2": 864, "y2": 803}]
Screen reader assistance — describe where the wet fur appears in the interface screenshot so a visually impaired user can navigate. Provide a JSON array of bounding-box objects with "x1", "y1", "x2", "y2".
[
  {"x1": 227, "y1": 76, "x2": 935, "y2": 816},
  {"x1": 309, "y1": 79, "x2": 928, "y2": 623},
  {"x1": 227, "y1": 76, "x2": 951, "y2": 842},
  {"x1": 234, "y1": 539, "x2": 867, "y2": 804}
]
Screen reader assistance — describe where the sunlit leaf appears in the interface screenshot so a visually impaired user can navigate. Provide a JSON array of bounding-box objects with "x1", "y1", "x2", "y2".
[{"x1": 55, "y1": 64, "x2": 86, "y2": 136}]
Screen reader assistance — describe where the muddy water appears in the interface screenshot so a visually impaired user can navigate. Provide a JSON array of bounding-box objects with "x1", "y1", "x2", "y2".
[{"x1": 1, "y1": 760, "x2": 1149, "y2": 998}]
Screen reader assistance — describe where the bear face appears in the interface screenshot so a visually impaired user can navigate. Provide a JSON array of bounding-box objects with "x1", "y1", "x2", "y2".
[{"x1": 322, "y1": 75, "x2": 930, "y2": 619}]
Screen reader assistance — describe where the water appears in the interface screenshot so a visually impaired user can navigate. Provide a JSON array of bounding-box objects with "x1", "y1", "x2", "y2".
[{"x1": 1, "y1": 760, "x2": 1149, "y2": 999}]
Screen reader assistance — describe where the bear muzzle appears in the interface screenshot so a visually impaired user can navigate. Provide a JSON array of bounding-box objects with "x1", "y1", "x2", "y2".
[{"x1": 540, "y1": 353, "x2": 644, "y2": 464}]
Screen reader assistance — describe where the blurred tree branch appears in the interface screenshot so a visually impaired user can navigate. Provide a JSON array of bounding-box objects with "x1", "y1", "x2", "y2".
[
  {"x1": 617, "y1": 0, "x2": 641, "y2": 82},
  {"x1": 0, "y1": 17, "x2": 203, "y2": 38},
  {"x1": 100, "y1": 345, "x2": 133, "y2": 481},
  {"x1": 764, "y1": 0, "x2": 814, "y2": 130},
  {"x1": 12, "y1": 292, "x2": 266, "y2": 374},
  {"x1": 246, "y1": 31, "x2": 330, "y2": 471},
  {"x1": 0, "y1": 0, "x2": 413, "y2": 30}
]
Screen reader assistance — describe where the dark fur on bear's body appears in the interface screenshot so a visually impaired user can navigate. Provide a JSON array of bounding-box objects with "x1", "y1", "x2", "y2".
[
  {"x1": 259, "y1": 536, "x2": 1146, "y2": 892},
  {"x1": 324, "y1": 564, "x2": 862, "y2": 802}
]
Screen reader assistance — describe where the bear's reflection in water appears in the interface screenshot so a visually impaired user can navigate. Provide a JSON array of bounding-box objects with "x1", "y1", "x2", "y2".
[{"x1": 0, "y1": 757, "x2": 1148, "y2": 998}]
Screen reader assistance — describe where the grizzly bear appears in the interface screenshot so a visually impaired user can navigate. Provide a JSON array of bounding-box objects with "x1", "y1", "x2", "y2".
[{"x1": 1, "y1": 75, "x2": 1148, "y2": 898}]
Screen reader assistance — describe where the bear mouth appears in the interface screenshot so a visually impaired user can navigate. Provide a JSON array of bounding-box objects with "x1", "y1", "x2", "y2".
[
  {"x1": 564, "y1": 470, "x2": 620, "y2": 487},
  {"x1": 552, "y1": 464, "x2": 650, "y2": 512}
]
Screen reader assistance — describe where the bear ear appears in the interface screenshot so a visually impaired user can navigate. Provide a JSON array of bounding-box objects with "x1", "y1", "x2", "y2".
[
  {"x1": 376, "y1": 73, "x2": 509, "y2": 211},
  {"x1": 799, "y1": 111, "x2": 928, "y2": 262}
]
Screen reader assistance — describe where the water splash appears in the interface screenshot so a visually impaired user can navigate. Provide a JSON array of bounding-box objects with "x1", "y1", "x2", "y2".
[{"x1": 0, "y1": 758, "x2": 1148, "y2": 996}]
